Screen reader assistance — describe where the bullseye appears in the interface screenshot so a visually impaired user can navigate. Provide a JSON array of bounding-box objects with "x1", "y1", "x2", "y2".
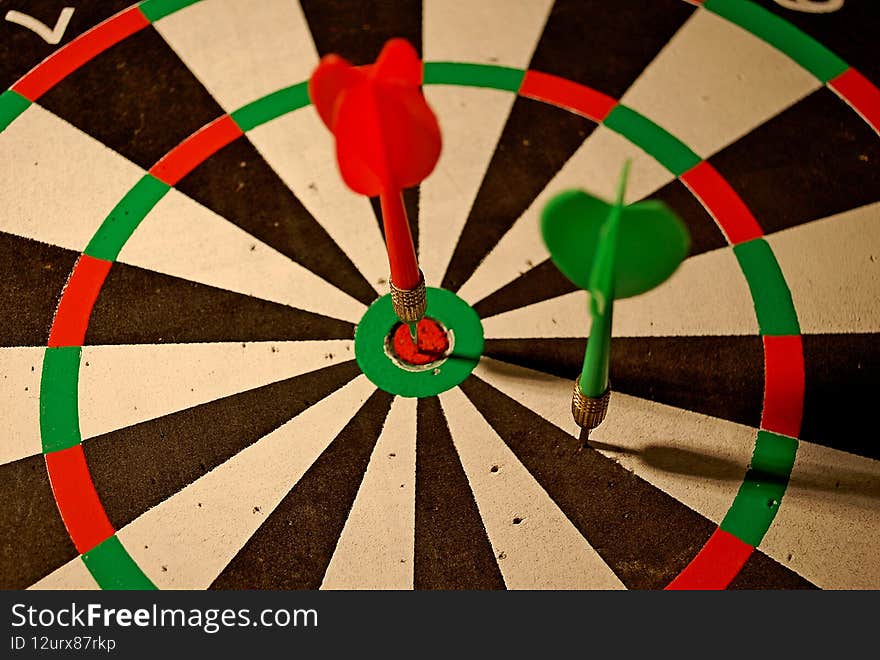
[
  {"x1": 389, "y1": 318, "x2": 450, "y2": 368},
  {"x1": 354, "y1": 287, "x2": 482, "y2": 398}
]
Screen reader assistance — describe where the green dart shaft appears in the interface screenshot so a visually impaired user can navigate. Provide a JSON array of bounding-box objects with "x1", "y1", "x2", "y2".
[
  {"x1": 578, "y1": 161, "x2": 630, "y2": 397},
  {"x1": 579, "y1": 301, "x2": 612, "y2": 396}
]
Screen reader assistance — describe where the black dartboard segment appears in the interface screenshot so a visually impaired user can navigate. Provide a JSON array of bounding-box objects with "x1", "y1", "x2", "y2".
[
  {"x1": 801, "y1": 333, "x2": 880, "y2": 461},
  {"x1": 0, "y1": 232, "x2": 79, "y2": 347},
  {"x1": 0, "y1": 0, "x2": 133, "y2": 91},
  {"x1": 209, "y1": 388, "x2": 393, "y2": 590},
  {"x1": 175, "y1": 136, "x2": 378, "y2": 307},
  {"x1": 709, "y1": 88, "x2": 880, "y2": 236},
  {"x1": 38, "y1": 26, "x2": 224, "y2": 170},
  {"x1": 301, "y1": 0, "x2": 424, "y2": 242},
  {"x1": 729, "y1": 551, "x2": 816, "y2": 590},
  {"x1": 414, "y1": 396, "x2": 506, "y2": 590},
  {"x1": 84, "y1": 360, "x2": 363, "y2": 530},
  {"x1": 369, "y1": 186, "x2": 421, "y2": 259},
  {"x1": 528, "y1": 0, "x2": 695, "y2": 98},
  {"x1": 483, "y1": 336, "x2": 765, "y2": 429},
  {"x1": 0, "y1": 454, "x2": 78, "y2": 589},
  {"x1": 753, "y1": 0, "x2": 880, "y2": 87},
  {"x1": 472, "y1": 259, "x2": 577, "y2": 320},
  {"x1": 649, "y1": 179, "x2": 727, "y2": 257},
  {"x1": 458, "y1": 374, "x2": 812, "y2": 590},
  {"x1": 441, "y1": 98, "x2": 597, "y2": 292},
  {"x1": 86, "y1": 261, "x2": 354, "y2": 345},
  {"x1": 299, "y1": 0, "x2": 421, "y2": 65}
]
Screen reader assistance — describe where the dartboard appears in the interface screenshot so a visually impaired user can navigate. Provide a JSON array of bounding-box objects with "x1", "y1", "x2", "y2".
[{"x1": 1, "y1": 0, "x2": 878, "y2": 592}]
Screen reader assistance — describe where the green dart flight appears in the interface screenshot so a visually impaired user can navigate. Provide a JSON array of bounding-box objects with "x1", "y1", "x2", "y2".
[{"x1": 540, "y1": 161, "x2": 690, "y2": 437}]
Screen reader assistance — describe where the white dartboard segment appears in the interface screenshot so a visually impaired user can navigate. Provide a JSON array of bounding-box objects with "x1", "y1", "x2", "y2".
[
  {"x1": 152, "y1": 0, "x2": 318, "y2": 112},
  {"x1": 117, "y1": 375, "x2": 376, "y2": 590},
  {"x1": 419, "y1": 87, "x2": 523, "y2": 286},
  {"x1": 481, "y1": 290, "x2": 591, "y2": 339},
  {"x1": 423, "y1": 0, "x2": 552, "y2": 67},
  {"x1": 473, "y1": 358, "x2": 581, "y2": 439},
  {"x1": 474, "y1": 357, "x2": 880, "y2": 588},
  {"x1": 480, "y1": 245, "x2": 757, "y2": 338},
  {"x1": 118, "y1": 188, "x2": 364, "y2": 323},
  {"x1": 154, "y1": 0, "x2": 388, "y2": 295},
  {"x1": 246, "y1": 111, "x2": 388, "y2": 293},
  {"x1": 440, "y1": 387, "x2": 624, "y2": 590},
  {"x1": 457, "y1": 125, "x2": 673, "y2": 306},
  {"x1": 768, "y1": 201, "x2": 880, "y2": 334},
  {"x1": 593, "y1": 390, "x2": 755, "y2": 526},
  {"x1": 28, "y1": 558, "x2": 99, "y2": 591},
  {"x1": 0, "y1": 104, "x2": 144, "y2": 251},
  {"x1": 419, "y1": 0, "x2": 552, "y2": 286},
  {"x1": 613, "y1": 245, "x2": 757, "y2": 337},
  {"x1": 0, "y1": 347, "x2": 44, "y2": 467},
  {"x1": 620, "y1": 9, "x2": 820, "y2": 159},
  {"x1": 78, "y1": 340, "x2": 353, "y2": 440},
  {"x1": 762, "y1": 441, "x2": 880, "y2": 590},
  {"x1": 321, "y1": 396, "x2": 417, "y2": 590},
  {"x1": 473, "y1": 358, "x2": 752, "y2": 526}
]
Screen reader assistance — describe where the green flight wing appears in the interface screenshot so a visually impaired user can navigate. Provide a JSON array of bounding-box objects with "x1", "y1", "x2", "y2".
[
  {"x1": 540, "y1": 188, "x2": 690, "y2": 303},
  {"x1": 540, "y1": 162, "x2": 691, "y2": 399}
]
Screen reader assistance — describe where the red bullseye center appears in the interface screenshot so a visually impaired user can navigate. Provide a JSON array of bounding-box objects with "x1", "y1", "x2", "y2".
[{"x1": 391, "y1": 318, "x2": 449, "y2": 366}]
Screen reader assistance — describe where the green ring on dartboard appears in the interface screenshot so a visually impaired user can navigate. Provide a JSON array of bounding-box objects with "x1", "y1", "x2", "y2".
[{"x1": 355, "y1": 288, "x2": 483, "y2": 397}]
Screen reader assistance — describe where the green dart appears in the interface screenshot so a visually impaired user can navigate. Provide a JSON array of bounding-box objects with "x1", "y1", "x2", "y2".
[{"x1": 540, "y1": 161, "x2": 690, "y2": 440}]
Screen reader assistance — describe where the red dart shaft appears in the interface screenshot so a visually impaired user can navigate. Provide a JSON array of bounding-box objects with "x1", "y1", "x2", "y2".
[{"x1": 380, "y1": 190, "x2": 420, "y2": 289}]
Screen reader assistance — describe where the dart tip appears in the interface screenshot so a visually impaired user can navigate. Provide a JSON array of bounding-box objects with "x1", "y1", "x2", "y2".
[
  {"x1": 408, "y1": 322, "x2": 418, "y2": 343},
  {"x1": 580, "y1": 428, "x2": 591, "y2": 449}
]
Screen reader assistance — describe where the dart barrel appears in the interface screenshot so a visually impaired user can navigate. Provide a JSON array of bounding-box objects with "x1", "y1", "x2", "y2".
[
  {"x1": 389, "y1": 270, "x2": 427, "y2": 323},
  {"x1": 571, "y1": 376, "x2": 611, "y2": 431}
]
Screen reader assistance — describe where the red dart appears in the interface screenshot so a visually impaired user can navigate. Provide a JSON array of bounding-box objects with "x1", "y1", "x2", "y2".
[{"x1": 309, "y1": 39, "x2": 441, "y2": 292}]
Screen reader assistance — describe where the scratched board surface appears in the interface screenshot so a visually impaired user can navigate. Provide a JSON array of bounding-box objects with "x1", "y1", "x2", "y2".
[{"x1": 0, "y1": 0, "x2": 878, "y2": 592}]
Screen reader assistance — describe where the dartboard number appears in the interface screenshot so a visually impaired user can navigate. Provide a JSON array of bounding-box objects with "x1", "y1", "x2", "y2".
[
  {"x1": 774, "y1": 0, "x2": 844, "y2": 13},
  {"x1": 4, "y1": 6, "x2": 75, "y2": 44}
]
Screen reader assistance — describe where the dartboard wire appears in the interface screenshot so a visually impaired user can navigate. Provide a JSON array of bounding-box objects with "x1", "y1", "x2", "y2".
[{"x1": 0, "y1": 0, "x2": 880, "y2": 586}]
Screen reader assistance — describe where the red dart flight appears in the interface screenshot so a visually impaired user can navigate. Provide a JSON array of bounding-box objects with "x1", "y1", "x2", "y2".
[{"x1": 309, "y1": 38, "x2": 441, "y2": 293}]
